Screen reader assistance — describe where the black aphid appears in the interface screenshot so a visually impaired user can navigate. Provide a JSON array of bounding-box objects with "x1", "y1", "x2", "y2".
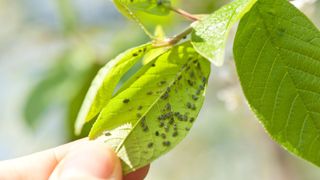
[
  {"x1": 202, "y1": 77, "x2": 207, "y2": 83},
  {"x1": 158, "y1": 114, "x2": 165, "y2": 120},
  {"x1": 161, "y1": 92, "x2": 169, "y2": 100},
  {"x1": 132, "y1": 53, "x2": 138, "y2": 57},
  {"x1": 197, "y1": 62, "x2": 201, "y2": 69},
  {"x1": 166, "y1": 87, "x2": 171, "y2": 92},
  {"x1": 159, "y1": 122, "x2": 165, "y2": 127},
  {"x1": 164, "y1": 112, "x2": 173, "y2": 119},
  {"x1": 199, "y1": 85, "x2": 205, "y2": 90},
  {"x1": 163, "y1": 141, "x2": 171, "y2": 146},
  {"x1": 161, "y1": 133, "x2": 166, "y2": 139},
  {"x1": 187, "y1": 102, "x2": 192, "y2": 109},
  {"x1": 178, "y1": 75, "x2": 182, "y2": 81},
  {"x1": 158, "y1": 80, "x2": 166, "y2": 86},
  {"x1": 143, "y1": 126, "x2": 149, "y2": 132},
  {"x1": 173, "y1": 123, "x2": 177, "y2": 130},
  {"x1": 155, "y1": 131, "x2": 160, "y2": 136},
  {"x1": 172, "y1": 132, "x2": 178, "y2": 137},
  {"x1": 192, "y1": 95, "x2": 199, "y2": 101},
  {"x1": 147, "y1": 91, "x2": 153, "y2": 95},
  {"x1": 169, "y1": 118, "x2": 174, "y2": 125},
  {"x1": 138, "y1": 105, "x2": 143, "y2": 110},
  {"x1": 123, "y1": 99, "x2": 130, "y2": 103},
  {"x1": 137, "y1": 113, "x2": 142, "y2": 118},
  {"x1": 148, "y1": 142, "x2": 154, "y2": 148},
  {"x1": 191, "y1": 104, "x2": 196, "y2": 110},
  {"x1": 104, "y1": 132, "x2": 112, "y2": 136},
  {"x1": 151, "y1": 63, "x2": 156, "y2": 67},
  {"x1": 189, "y1": 117, "x2": 195, "y2": 123},
  {"x1": 187, "y1": 80, "x2": 194, "y2": 86},
  {"x1": 165, "y1": 103, "x2": 171, "y2": 111}
]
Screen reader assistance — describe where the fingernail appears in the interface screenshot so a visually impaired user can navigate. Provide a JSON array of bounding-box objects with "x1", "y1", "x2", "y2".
[{"x1": 58, "y1": 141, "x2": 122, "y2": 180}]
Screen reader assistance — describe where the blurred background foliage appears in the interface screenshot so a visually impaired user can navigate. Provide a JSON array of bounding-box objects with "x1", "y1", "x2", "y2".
[{"x1": 1, "y1": 0, "x2": 320, "y2": 179}]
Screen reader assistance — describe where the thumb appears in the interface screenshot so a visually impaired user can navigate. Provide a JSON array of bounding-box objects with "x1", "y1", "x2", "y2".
[{"x1": 49, "y1": 140, "x2": 122, "y2": 180}]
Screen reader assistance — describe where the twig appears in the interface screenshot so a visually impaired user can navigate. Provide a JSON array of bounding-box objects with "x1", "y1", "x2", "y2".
[
  {"x1": 169, "y1": 7, "x2": 200, "y2": 22},
  {"x1": 153, "y1": 27, "x2": 193, "y2": 47}
]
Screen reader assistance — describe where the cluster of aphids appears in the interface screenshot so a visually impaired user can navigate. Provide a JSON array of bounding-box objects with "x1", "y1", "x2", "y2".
[{"x1": 105, "y1": 54, "x2": 207, "y2": 151}]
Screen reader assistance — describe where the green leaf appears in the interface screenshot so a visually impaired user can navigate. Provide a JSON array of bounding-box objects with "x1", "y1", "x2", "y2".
[
  {"x1": 191, "y1": 0, "x2": 257, "y2": 66},
  {"x1": 234, "y1": 0, "x2": 320, "y2": 167},
  {"x1": 89, "y1": 42, "x2": 211, "y2": 174},
  {"x1": 113, "y1": 0, "x2": 171, "y2": 17},
  {"x1": 75, "y1": 43, "x2": 152, "y2": 134}
]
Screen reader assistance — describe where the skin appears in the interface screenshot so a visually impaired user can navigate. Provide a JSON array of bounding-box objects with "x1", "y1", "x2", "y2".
[{"x1": 0, "y1": 139, "x2": 149, "y2": 180}]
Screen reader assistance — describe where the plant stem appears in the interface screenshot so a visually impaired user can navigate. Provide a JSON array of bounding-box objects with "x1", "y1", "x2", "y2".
[
  {"x1": 153, "y1": 27, "x2": 193, "y2": 47},
  {"x1": 169, "y1": 7, "x2": 200, "y2": 22}
]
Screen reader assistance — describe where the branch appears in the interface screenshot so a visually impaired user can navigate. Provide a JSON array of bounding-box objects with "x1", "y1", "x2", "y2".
[{"x1": 169, "y1": 7, "x2": 200, "y2": 22}]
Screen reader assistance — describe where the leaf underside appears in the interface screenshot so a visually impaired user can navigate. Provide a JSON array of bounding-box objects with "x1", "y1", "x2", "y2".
[
  {"x1": 191, "y1": 0, "x2": 257, "y2": 66},
  {"x1": 75, "y1": 43, "x2": 152, "y2": 134},
  {"x1": 91, "y1": 42, "x2": 211, "y2": 174},
  {"x1": 234, "y1": 0, "x2": 320, "y2": 166}
]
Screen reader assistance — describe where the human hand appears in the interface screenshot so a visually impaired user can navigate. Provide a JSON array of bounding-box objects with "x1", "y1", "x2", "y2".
[{"x1": 0, "y1": 139, "x2": 149, "y2": 180}]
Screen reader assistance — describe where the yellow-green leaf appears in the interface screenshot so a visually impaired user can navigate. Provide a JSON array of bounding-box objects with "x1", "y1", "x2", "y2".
[
  {"x1": 75, "y1": 43, "x2": 152, "y2": 134},
  {"x1": 90, "y1": 42, "x2": 211, "y2": 174}
]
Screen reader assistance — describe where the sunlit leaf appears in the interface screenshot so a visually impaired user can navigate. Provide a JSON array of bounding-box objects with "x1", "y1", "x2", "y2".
[
  {"x1": 75, "y1": 43, "x2": 152, "y2": 134},
  {"x1": 191, "y1": 0, "x2": 257, "y2": 66},
  {"x1": 234, "y1": 0, "x2": 320, "y2": 167},
  {"x1": 90, "y1": 42, "x2": 211, "y2": 174}
]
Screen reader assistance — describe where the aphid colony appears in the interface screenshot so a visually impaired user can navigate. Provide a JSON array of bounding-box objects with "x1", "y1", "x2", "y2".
[{"x1": 105, "y1": 56, "x2": 208, "y2": 151}]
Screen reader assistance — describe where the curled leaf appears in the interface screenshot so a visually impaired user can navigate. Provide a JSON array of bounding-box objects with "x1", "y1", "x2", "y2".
[{"x1": 75, "y1": 43, "x2": 152, "y2": 134}]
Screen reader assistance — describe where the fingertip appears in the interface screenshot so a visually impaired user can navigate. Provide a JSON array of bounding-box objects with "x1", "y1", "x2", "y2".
[{"x1": 50, "y1": 140, "x2": 122, "y2": 180}]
